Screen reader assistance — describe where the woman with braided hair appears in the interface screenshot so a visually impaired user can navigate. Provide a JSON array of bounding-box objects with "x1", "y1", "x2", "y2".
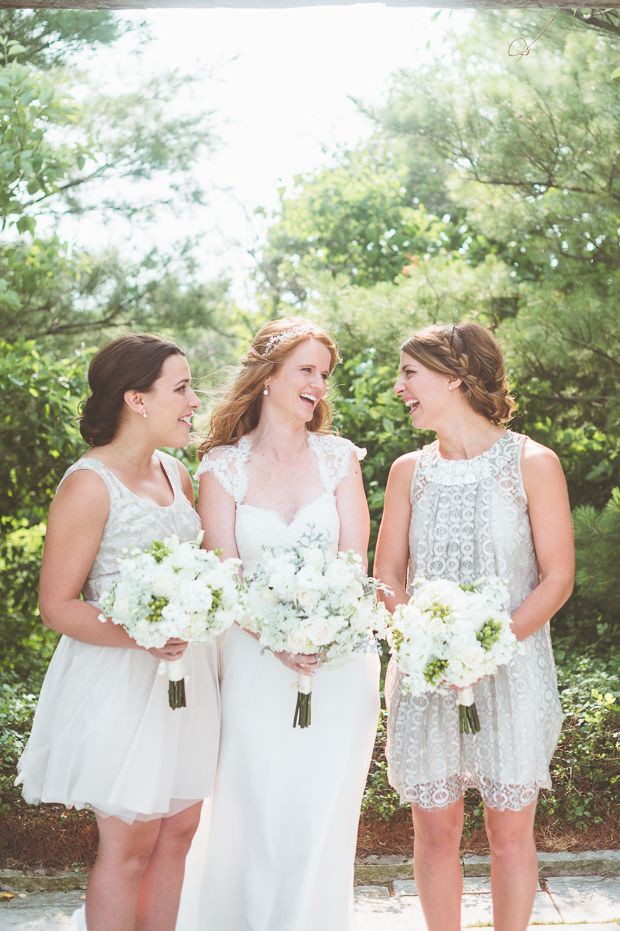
[{"x1": 375, "y1": 322, "x2": 574, "y2": 931}]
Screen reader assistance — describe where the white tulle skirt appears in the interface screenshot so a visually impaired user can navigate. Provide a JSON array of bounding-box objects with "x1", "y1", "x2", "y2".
[
  {"x1": 177, "y1": 624, "x2": 380, "y2": 931},
  {"x1": 17, "y1": 635, "x2": 220, "y2": 823}
]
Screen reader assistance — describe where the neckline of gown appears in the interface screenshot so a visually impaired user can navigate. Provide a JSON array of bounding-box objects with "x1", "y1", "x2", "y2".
[{"x1": 236, "y1": 432, "x2": 334, "y2": 528}]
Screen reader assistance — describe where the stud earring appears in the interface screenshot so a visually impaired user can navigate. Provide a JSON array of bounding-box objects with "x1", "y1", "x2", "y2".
[{"x1": 263, "y1": 385, "x2": 270, "y2": 397}]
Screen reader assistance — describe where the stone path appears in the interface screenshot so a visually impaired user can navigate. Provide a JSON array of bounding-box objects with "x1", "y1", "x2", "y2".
[{"x1": 1, "y1": 876, "x2": 619, "y2": 930}]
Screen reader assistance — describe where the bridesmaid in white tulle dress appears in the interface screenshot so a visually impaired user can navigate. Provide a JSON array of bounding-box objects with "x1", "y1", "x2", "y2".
[
  {"x1": 177, "y1": 317, "x2": 380, "y2": 931},
  {"x1": 16, "y1": 334, "x2": 220, "y2": 931},
  {"x1": 375, "y1": 322, "x2": 574, "y2": 931}
]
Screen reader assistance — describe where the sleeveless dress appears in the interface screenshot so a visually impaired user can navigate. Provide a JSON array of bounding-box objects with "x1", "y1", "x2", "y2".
[
  {"x1": 385, "y1": 431, "x2": 563, "y2": 811},
  {"x1": 177, "y1": 432, "x2": 381, "y2": 931},
  {"x1": 16, "y1": 451, "x2": 220, "y2": 824}
]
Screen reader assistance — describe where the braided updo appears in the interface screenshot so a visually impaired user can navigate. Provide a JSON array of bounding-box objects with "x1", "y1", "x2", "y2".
[
  {"x1": 401, "y1": 322, "x2": 515, "y2": 425},
  {"x1": 79, "y1": 333, "x2": 185, "y2": 447}
]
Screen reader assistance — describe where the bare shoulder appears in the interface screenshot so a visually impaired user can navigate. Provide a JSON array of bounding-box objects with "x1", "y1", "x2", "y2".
[
  {"x1": 389, "y1": 449, "x2": 422, "y2": 486},
  {"x1": 520, "y1": 437, "x2": 566, "y2": 491}
]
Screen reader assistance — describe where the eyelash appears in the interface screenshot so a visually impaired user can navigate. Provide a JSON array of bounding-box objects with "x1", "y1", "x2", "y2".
[{"x1": 302, "y1": 367, "x2": 328, "y2": 380}]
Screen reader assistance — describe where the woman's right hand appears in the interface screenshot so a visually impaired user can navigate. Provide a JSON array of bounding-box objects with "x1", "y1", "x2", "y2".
[
  {"x1": 274, "y1": 651, "x2": 318, "y2": 675},
  {"x1": 147, "y1": 638, "x2": 188, "y2": 661}
]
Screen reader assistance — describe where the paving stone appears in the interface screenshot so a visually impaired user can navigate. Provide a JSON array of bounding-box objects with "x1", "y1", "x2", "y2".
[
  {"x1": 354, "y1": 885, "x2": 390, "y2": 898},
  {"x1": 393, "y1": 879, "x2": 418, "y2": 896},
  {"x1": 354, "y1": 895, "x2": 426, "y2": 930},
  {"x1": 546, "y1": 875, "x2": 620, "y2": 922},
  {"x1": 461, "y1": 890, "x2": 560, "y2": 926},
  {"x1": 0, "y1": 891, "x2": 83, "y2": 929}
]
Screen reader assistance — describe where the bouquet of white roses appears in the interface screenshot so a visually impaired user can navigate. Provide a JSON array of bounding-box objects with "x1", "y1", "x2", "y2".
[
  {"x1": 387, "y1": 576, "x2": 522, "y2": 733},
  {"x1": 241, "y1": 529, "x2": 388, "y2": 728},
  {"x1": 99, "y1": 534, "x2": 242, "y2": 708}
]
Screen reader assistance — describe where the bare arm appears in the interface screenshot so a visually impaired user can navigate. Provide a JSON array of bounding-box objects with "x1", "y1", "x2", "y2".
[
  {"x1": 40, "y1": 471, "x2": 141, "y2": 648},
  {"x1": 336, "y1": 451, "x2": 371, "y2": 570},
  {"x1": 511, "y1": 441, "x2": 575, "y2": 641},
  {"x1": 373, "y1": 453, "x2": 418, "y2": 611},
  {"x1": 196, "y1": 470, "x2": 240, "y2": 560}
]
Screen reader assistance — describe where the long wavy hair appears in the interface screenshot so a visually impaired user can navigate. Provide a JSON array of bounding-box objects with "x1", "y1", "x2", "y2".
[
  {"x1": 401, "y1": 322, "x2": 516, "y2": 425},
  {"x1": 198, "y1": 317, "x2": 341, "y2": 455}
]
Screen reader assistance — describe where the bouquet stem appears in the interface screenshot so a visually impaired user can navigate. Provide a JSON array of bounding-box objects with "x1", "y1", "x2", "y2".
[
  {"x1": 160, "y1": 658, "x2": 187, "y2": 710},
  {"x1": 457, "y1": 687, "x2": 480, "y2": 735},
  {"x1": 293, "y1": 673, "x2": 313, "y2": 728}
]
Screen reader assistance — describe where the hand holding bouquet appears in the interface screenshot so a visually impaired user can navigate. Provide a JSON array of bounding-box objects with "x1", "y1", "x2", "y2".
[
  {"x1": 241, "y1": 529, "x2": 388, "y2": 728},
  {"x1": 99, "y1": 534, "x2": 242, "y2": 708},
  {"x1": 387, "y1": 576, "x2": 522, "y2": 733}
]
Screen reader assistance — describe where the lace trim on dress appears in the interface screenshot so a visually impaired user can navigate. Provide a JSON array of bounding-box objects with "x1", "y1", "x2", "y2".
[
  {"x1": 396, "y1": 776, "x2": 541, "y2": 812},
  {"x1": 308, "y1": 433, "x2": 366, "y2": 493},
  {"x1": 194, "y1": 437, "x2": 252, "y2": 504},
  {"x1": 411, "y1": 431, "x2": 527, "y2": 508}
]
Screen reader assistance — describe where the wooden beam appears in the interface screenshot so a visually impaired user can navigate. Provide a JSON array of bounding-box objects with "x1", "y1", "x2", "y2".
[{"x1": 1, "y1": 0, "x2": 619, "y2": 8}]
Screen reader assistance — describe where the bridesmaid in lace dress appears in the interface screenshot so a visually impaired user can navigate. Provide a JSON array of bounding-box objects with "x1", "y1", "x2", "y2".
[
  {"x1": 177, "y1": 317, "x2": 380, "y2": 931},
  {"x1": 17, "y1": 335, "x2": 220, "y2": 931},
  {"x1": 375, "y1": 323, "x2": 574, "y2": 931}
]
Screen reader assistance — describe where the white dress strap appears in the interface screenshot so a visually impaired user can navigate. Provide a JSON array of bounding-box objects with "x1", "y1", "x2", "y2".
[
  {"x1": 308, "y1": 433, "x2": 366, "y2": 494},
  {"x1": 57, "y1": 457, "x2": 120, "y2": 504},
  {"x1": 194, "y1": 436, "x2": 252, "y2": 505}
]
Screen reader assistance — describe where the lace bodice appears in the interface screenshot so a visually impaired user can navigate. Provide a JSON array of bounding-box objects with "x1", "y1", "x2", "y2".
[
  {"x1": 59, "y1": 452, "x2": 201, "y2": 605},
  {"x1": 195, "y1": 433, "x2": 366, "y2": 572},
  {"x1": 409, "y1": 430, "x2": 539, "y2": 612}
]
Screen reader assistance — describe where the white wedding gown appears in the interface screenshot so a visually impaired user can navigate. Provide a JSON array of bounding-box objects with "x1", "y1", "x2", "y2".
[{"x1": 177, "y1": 432, "x2": 380, "y2": 931}]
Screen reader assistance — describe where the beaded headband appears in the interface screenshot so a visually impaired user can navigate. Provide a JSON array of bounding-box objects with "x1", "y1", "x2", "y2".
[{"x1": 262, "y1": 324, "x2": 316, "y2": 357}]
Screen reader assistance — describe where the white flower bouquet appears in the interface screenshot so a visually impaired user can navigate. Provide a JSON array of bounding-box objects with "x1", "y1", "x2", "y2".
[
  {"x1": 241, "y1": 529, "x2": 388, "y2": 728},
  {"x1": 387, "y1": 576, "x2": 522, "y2": 733},
  {"x1": 99, "y1": 534, "x2": 242, "y2": 708}
]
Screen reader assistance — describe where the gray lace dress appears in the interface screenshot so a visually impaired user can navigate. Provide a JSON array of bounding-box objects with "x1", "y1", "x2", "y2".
[{"x1": 385, "y1": 431, "x2": 563, "y2": 811}]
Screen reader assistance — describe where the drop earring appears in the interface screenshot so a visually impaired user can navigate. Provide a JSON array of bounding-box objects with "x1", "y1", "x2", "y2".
[
  {"x1": 142, "y1": 407, "x2": 148, "y2": 418},
  {"x1": 263, "y1": 385, "x2": 270, "y2": 397}
]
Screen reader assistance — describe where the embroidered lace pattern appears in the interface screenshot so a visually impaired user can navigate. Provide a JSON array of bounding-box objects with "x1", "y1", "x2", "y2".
[
  {"x1": 385, "y1": 431, "x2": 563, "y2": 812},
  {"x1": 195, "y1": 433, "x2": 366, "y2": 502}
]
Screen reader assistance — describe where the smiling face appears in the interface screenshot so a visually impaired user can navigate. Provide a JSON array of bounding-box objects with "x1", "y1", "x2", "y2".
[
  {"x1": 265, "y1": 337, "x2": 332, "y2": 425},
  {"x1": 141, "y1": 353, "x2": 200, "y2": 448},
  {"x1": 394, "y1": 351, "x2": 457, "y2": 431}
]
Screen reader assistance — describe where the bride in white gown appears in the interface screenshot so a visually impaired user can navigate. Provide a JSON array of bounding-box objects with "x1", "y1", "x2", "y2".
[{"x1": 177, "y1": 318, "x2": 380, "y2": 931}]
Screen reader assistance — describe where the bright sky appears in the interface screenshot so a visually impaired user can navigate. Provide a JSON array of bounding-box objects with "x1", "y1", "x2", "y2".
[{"x1": 66, "y1": 6, "x2": 471, "y2": 303}]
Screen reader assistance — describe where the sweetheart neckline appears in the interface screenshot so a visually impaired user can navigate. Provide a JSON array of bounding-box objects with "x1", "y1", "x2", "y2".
[{"x1": 236, "y1": 490, "x2": 335, "y2": 529}]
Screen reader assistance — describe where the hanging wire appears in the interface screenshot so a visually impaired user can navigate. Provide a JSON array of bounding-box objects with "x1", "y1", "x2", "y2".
[{"x1": 508, "y1": 9, "x2": 562, "y2": 59}]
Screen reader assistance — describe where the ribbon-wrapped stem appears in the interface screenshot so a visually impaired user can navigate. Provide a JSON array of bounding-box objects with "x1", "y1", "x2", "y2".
[
  {"x1": 457, "y1": 686, "x2": 480, "y2": 734},
  {"x1": 159, "y1": 657, "x2": 187, "y2": 710},
  {"x1": 293, "y1": 673, "x2": 313, "y2": 728}
]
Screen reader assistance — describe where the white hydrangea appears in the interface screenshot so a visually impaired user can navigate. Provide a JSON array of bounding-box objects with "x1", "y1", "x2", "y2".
[{"x1": 387, "y1": 576, "x2": 523, "y2": 732}]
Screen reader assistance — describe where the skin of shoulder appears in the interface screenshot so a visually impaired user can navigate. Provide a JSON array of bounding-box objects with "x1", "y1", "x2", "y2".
[
  {"x1": 519, "y1": 436, "x2": 566, "y2": 494},
  {"x1": 173, "y1": 458, "x2": 195, "y2": 506},
  {"x1": 388, "y1": 449, "x2": 422, "y2": 493}
]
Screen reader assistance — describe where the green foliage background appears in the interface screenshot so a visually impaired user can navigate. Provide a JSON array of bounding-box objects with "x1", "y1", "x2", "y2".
[{"x1": 0, "y1": 8, "x2": 618, "y2": 861}]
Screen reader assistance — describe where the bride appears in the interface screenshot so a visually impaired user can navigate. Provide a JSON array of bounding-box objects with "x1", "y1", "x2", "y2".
[{"x1": 177, "y1": 317, "x2": 380, "y2": 931}]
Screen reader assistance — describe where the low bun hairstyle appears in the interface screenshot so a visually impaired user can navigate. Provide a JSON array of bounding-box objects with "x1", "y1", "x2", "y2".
[
  {"x1": 401, "y1": 322, "x2": 515, "y2": 426},
  {"x1": 79, "y1": 333, "x2": 185, "y2": 447}
]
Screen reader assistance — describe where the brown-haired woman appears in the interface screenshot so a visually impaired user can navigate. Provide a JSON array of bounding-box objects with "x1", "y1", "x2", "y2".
[
  {"x1": 17, "y1": 334, "x2": 220, "y2": 931},
  {"x1": 177, "y1": 317, "x2": 380, "y2": 930},
  {"x1": 374, "y1": 322, "x2": 574, "y2": 931}
]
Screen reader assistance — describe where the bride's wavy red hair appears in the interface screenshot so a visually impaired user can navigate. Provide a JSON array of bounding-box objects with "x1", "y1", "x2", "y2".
[{"x1": 198, "y1": 317, "x2": 341, "y2": 456}]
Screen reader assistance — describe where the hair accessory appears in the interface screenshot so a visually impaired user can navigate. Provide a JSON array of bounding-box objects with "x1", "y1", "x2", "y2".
[
  {"x1": 263, "y1": 324, "x2": 315, "y2": 357},
  {"x1": 263, "y1": 385, "x2": 270, "y2": 396}
]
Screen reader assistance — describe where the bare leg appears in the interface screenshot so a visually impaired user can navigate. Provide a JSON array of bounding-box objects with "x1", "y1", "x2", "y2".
[
  {"x1": 484, "y1": 797, "x2": 538, "y2": 931},
  {"x1": 86, "y1": 815, "x2": 161, "y2": 931},
  {"x1": 412, "y1": 797, "x2": 464, "y2": 931},
  {"x1": 135, "y1": 801, "x2": 202, "y2": 931}
]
